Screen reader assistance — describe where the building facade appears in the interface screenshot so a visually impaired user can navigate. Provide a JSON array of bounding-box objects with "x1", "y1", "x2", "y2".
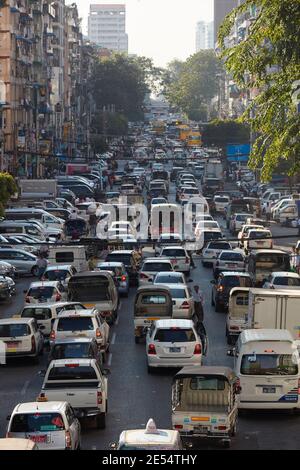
[
  {"x1": 88, "y1": 4, "x2": 128, "y2": 53},
  {"x1": 214, "y1": 0, "x2": 238, "y2": 45},
  {"x1": 196, "y1": 21, "x2": 214, "y2": 51},
  {"x1": 0, "y1": 0, "x2": 97, "y2": 176}
]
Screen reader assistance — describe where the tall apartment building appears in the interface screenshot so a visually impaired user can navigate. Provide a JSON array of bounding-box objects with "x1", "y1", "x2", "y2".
[
  {"x1": 88, "y1": 4, "x2": 128, "y2": 53},
  {"x1": 196, "y1": 21, "x2": 214, "y2": 51},
  {"x1": 214, "y1": 0, "x2": 238, "y2": 45}
]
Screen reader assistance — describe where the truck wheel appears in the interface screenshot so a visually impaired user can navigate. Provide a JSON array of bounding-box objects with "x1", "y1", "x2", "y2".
[
  {"x1": 96, "y1": 413, "x2": 106, "y2": 429},
  {"x1": 135, "y1": 336, "x2": 140, "y2": 344}
]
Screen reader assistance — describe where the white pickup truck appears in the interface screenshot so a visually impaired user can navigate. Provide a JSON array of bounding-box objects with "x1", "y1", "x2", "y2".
[{"x1": 40, "y1": 359, "x2": 108, "y2": 428}]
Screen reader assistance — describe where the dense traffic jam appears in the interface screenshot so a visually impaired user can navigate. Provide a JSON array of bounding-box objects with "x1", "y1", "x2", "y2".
[{"x1": 0, "y1": 121, "x2": 300, "y2": 451}]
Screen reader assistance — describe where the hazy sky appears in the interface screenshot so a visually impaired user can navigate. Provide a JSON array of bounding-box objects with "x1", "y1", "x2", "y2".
[{"x1": 66, "y1": 0, "x2": 214, "y2": 66}]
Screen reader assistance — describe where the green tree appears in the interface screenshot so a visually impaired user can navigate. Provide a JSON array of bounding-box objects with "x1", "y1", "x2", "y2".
[
  {"x1": 202, "y1": 119, "x2": 250, "y2": 148},
  {"x1": 0, "y1": 173, "x2": 18, "y2": 217},
  {"x1": 218, "y1": 0, "x2": 300, "y2": 181},
  {"x1": 163, "y1": 50, "x2": 222, "y2": 121}
]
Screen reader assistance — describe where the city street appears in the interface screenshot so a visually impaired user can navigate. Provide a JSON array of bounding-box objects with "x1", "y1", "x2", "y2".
[{"x1": 0, "y1": 175, "x2": 299, "y2": 450}]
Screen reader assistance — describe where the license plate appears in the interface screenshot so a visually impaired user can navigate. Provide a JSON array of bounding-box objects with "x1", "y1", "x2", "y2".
[
  {"x1": 263, "y1": 387, "x2": 276, "y2": 393},
  {"x1": 28, "y1": 434, "x2": 48, "y2": 443},
  {"x1": 6, "y1": 342, "x2": 18, "y2": 351},
  {"x1": 194, "y1": 426, "x2": 209, "y2": 432},
  {"x1": 227, "y1": 264, "x2": 236, "y2": 268},
  {"x1": 169, "y1": 347, "x2": 181, "y2": 353}
]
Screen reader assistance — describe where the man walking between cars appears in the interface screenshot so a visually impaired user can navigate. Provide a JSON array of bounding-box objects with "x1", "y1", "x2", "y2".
[{"x1": 193, "y1": 285, "x2": 204, "y2": 325}]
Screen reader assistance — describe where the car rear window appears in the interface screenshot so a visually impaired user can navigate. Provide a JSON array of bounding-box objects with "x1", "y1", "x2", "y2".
[
  {"x1": 154, "y1": 328, "x2": 195, "y2": 342},
  {"x1": 161, "y1": 249, "x2": 186, "y2": 257},
  {"x1": 57, "y1": 317, "x2": 94, "y2": 332},
  {"x1": 141, "y1": 295, "x2": 167, "y2": 305},
  {"x1": 215, "y1": 197, "x2": 229, "y2": 203},
  {"x1": 106, "y1": 254, "x2": 131, "y2": 265},
  {"x1": 169, "y1": 288, "x2": 187, "y2": 299},
  {"x1": 44, "y1": 270, "x2": 69, "y2": 281},
  {"x1": 55, "y1": 252, "x2": 75, "y2": 263},
  {"x1": 220, "y1": 252, "x2": 244, "y2": 261},
  {"x1": 143, "y1": 262, "x2": 172, "y2": 272},
  {"x1": 190, "y1": 377, "x2": 225, "y2": 390},
  {"x1": 28, "y1": 287, "x2": 55, "y2": 298},
  {"x1": 0, "y1": 324, "x2": 31, "y2": 337},
  {"x1": 208, "y1": 242, "x2": 231, "y2": 250},
  {"x1": 48, "y1": 366, "x2": 98, "y2": 381},
  {"x1": 21, "y1": 308, "x2": 52, "y2": 320},
  {"x1": 10, "y1": 413, "x2": 65, "y2": 432},
  {"x1": 204, "y1": 232, "x2": 222, "y2": 241},
  {"x1": 155, "y1": 275, "x2": 184, "y2": 284},
  {"x1": 274, "y1": 277, "x2": 300, "y2": 286},
  {"x1": 223, "y1": 276, "x2": 252, "y2": 288},
  {"x1": 51, "y1": 343, "x2": 90, "y2": 360}
]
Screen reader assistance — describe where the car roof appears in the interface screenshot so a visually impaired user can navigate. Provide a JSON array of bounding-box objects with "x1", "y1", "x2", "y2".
[
  {"x1": 155, "y1": 318, "x2": 194, "y2": 328},
  {"x1": 21, "y1": 302, "x2": 83, "y2": 310},
  {"x1": 175, "y1": 366, "x2": 235, "y2": 380},
  {"x1": 56, "y1": 309, "x2": 95, "y2": 318},
  {"x1": 51, "y1": 337, "x2": 95, "y2": 345},
  {"x1": 0, "y1": 317, "x2": 34, "y2": 325},
  {"x1": 220, "y1": 271, "x2": 251, "y2": 277},
  {"x1": 49, "y1": 358, "x2": 94, "y2": 367},
  {"x1": 98, "y1": 262, "x2": 125, "y2": 267},
  {"x1": 13, "y1": 402, "x2": 68, "y2": 414},
  {"x1": 161, "y1": 246, "x2": 185, "y2": 250},
  {"x1": 107, "y1": 250, "x2": 134, "y2": 255},
  {"x1": 143, "y1": 258, "x2": 172, "y2": 263},
  {"x1": 240, "y1": 329, "x2": 294, "y2": 344},
  {"x1": 155, "y1": 272, "x2": 183, "y2": 277},
  {"x1": 28, "y1": 281, "x2": 61, "y2": 288},
  {"x1": 271, "y1": 272, "x2": 300, "y2": 278},
  {"x1": 45, "y1": 265, "x2": 73, "y2": 271}
]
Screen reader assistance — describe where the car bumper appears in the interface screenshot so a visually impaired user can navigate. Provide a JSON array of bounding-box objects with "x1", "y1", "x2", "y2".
[
  {"x1": 239, "y1": 400, "x2": 300, "y2": 410},
  {"x1": 147, "y1": 355, "x2": 202, "y2": 368}
]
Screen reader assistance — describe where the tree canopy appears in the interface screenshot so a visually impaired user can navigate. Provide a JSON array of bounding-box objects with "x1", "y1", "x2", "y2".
[
  {"x1": 0, "y1": 173, "x2": 18, "y2": 217},
  {"x1": 91, "y1": 54, "x2": 163, "y2": 123},
  {"x1": 218, "y1": 0, "x2": 300, "y2": 181},
  {"x1": 202, "y1": 119, "x2": 250, "y2": 148},
  {"x1": 163, "y1": 50, "x2": 222, "y2": 121}
]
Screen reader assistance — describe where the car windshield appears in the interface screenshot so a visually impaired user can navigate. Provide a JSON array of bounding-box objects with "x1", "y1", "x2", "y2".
[
  {"x1": 223, "y1": 276, "x2": 252, "y2": 288},
  {"x1": 44, "y1": 270, "x2": 69, "y2": 281},
  {"x1": 21, "y1": 308, "x2": 52, "y2": 320},
  {"x1": 28, "y1": 287, "x2": 55, "y2": 299},
  {"x1": 249, "y1": 231, "x2": 270, "y2": 239},
  {"x1": 143, "y1": 263, "x2": 172, "y2": 272},
  {"x1": 154, "y1": 328, "x2": 195, "y2": 342},
  {"x1": 220, "y1": 252, "x2": 244, "y2": 261},
  {"x1": 0, "y1": 324, "x2": 30, "y2": 337},
  {"x1": 10, "y1": 413, "x2": 65, "y2": 432},
  {"x1": 68, "y1": 278, "x2": 110, "y2": 302},
  {"x1": 256, "y1": 254, "x2": 290, "y2": 270},
  {"x1": 274, "y1": 277, "x2": 300, "y2": 286},
  {"x1": 236, "y1": 215, "x2": 248, "y2": 222},
  {"x1": 241, "y1": 354, "x2": 298, "y2": 376},
  {"x1": 215, "y1": 197, "x2": 229, "y2": 203},
  {"x1": 51, "y1": 343, "x2": 91, "y2": 360},
  {"x1": 57, "y1": 317, "x2": 94, "y2": 332},
  {"x1": 204, "y1": 232, "x2": 222, "y2": 241},
  {"x1": 106, "y1": 254, "x2": 131, "y2": 266}
]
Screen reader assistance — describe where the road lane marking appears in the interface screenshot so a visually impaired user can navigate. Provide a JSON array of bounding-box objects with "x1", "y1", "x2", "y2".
[
  {"x1": 107, "y1": 353, "x2": 112, "y2": 366},
  {"x1": 21, "y1": 380, "x2": 30, "y2": 396},
  {"x1": 111, "y1": 333, "x2": 116, "y2": 345}
]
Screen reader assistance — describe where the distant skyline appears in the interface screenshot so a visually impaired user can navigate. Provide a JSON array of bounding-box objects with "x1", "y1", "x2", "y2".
[{"x1": 66, "y1": 0, "x2": 214, "y2": 66}]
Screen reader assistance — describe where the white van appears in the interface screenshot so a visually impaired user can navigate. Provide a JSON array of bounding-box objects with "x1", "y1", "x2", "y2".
[
  {"x1": 0, "y1": 221, "x2": 45, "y2": 240},
  {"x1": 231, "y1": 329, "x2": 300, "y2": 410},
  {"x1": 5, "y1": 208, "x2": 64, "y2": 231},
  {"x1": 48, "y1": 246, "x2": 88, "y2": 272}
]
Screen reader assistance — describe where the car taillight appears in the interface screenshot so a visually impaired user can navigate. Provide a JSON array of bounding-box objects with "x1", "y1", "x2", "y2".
[
  {"x1": 194, "y1": 344, "x2": 202, "y2": 355},
  {"x1": 121, "y1": 275, "x2": 126, "y2": 282},
  {"x1": 50, "y1": 330, "x2": 56, "y2": 341},
  {"x1": 180, "y1": 301, "x2": 190, "y2": 309},
  {"x1": 65, "y1": 430, "x2": 72, "y2": 449},
  {"x1": 174, "y1": 424, "x2": 183, "y2": 429},
  {"x1": 96, "y1": 328, "x2": 102, "y2": 338},
  {"x1": 218, "y1": 426, "x2": 227, "y2": 431},
  {"x1": 97, "y1": 391, "x2": 103, "y2": 405},
  {"x1": 148, "y1": 344, "x2": 156, "y2": 355},
  {"x1": 140, "y1": 273, "x2": 149, "y2": 279},
  {"x1": 31, "y1": 335, "x2": 36, "y2": 354},
  {"x1": 55, "y1": 294, "x2": 61, "y2": 302},
  {"x1": 101, "y1": 311, "x2": 110, "y2": 317},
  {"x1": 25, "y1": 296, "x2": 30, "y2": 303}
]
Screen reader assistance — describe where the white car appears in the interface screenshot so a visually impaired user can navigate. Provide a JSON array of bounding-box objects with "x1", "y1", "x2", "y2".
[
  {"x1": 153, "y1": 271, "x2": 187, "y2": 285},
  {"x1": 213, "y1": 250, "x2": 246, "y2": 278},
  {"x1": 230, "y1": 213, "x2": 251, "y2": 235},
  {"x1": 109, "y1": 221, "x2": 136, "y2": 237},
  {"x1": 158, "y1": 284, "x2": 194, "y2": 319},
  {"x1": 0, "y1": 318, "x2": 44, "y2": 361},
  {"x1": 202, "y1": 241, "x2": 232, "y2": 267},
  {"x1": 42, "y1": 265, "x2": 77, "y2": 287},
  {"x1": 262, "y1": 272, "x2": 300, "y2": 289},
  {"x1": 244, "y1": 229, "x2": 273, "y2": 250},
  {"x1": 159, "y1": 246, "x2": 191, "y2": 274},
  {"x1": 139, "y1": 258, "x2": 174, "y2": 286},
  {"x1": 214, "y1": 195, "x2": 230, "y2": 213},
  {"x1": 146, "y1": 319, "x2": 202, "y2": 372},
  {"x1": 155, "y1": 233, "x2": 182, "y2": 255},
  {"x1": 50, "y1": 309, "x2": 110, "y2": 354},
  {"x1": 6, "y1": 401, "x2": 81, "y2": 450},
  {"x1": 238, "y1": 224, "x2": 265, "y2": 244},
  {"x1": 24, "y1": 281, "x2": 67, "y2": 305}
]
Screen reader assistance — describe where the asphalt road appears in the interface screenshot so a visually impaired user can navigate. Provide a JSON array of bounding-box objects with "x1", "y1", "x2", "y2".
[{"x1": 0, "y1": 172, "x2": 299, "y2": 450}]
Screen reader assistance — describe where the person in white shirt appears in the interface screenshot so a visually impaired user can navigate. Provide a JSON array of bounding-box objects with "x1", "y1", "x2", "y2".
[{"x1": 193, "y1": 285, "x2": 204, "y2": 324}]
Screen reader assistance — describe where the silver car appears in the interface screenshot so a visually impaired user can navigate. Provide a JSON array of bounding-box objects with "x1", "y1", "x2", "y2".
[{"x1": 0, "y1": 249, "x2": 38, "y2": 276}]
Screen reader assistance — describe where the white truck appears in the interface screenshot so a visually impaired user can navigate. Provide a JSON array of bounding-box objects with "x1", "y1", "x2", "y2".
[
  {"x1": 203, "y1": 159, "x2": 223, "y2": 181},
  {"x1": 18, "y1": 180, "x2": 58, "y2": 199},
  {"x1": 40, "y1": 359, "x2": 108, "y2": 428},
  {"x1": 247, "y1": 289, "x2": 300, "y2": 340}
]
